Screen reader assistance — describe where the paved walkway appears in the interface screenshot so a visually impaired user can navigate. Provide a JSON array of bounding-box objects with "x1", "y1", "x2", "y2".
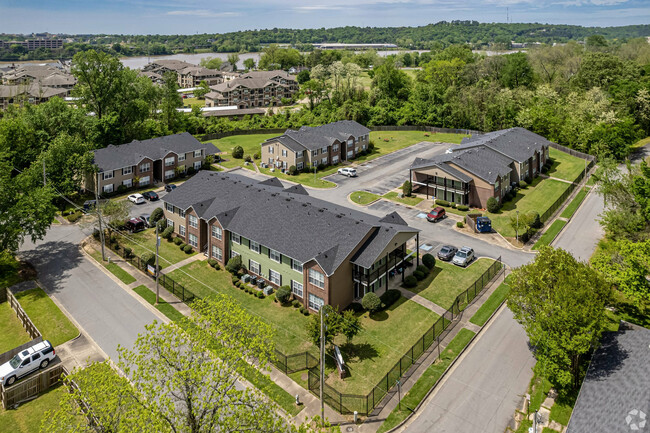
[
  {"x1": 393, "y1": 284, "x2": 447, "y2": 316},
  {"x1": 160, "y1": 253, "x2": 205, "y2": 274}
]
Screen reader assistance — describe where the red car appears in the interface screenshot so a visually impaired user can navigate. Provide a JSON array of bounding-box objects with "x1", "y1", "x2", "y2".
[{"x1": 427, "y1": 207, "x2": 446, "y2": 223}]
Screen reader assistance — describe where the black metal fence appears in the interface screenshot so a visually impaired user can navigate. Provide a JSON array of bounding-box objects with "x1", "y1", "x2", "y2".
[
  {"x1": 370, "y1": 125, "x2": 483, "y2": 136},
  {"x1": 279, "y1": 257, "x2": 505, "y2": 416},
  {"x1": 106, "y1": 242, "x2": 197, "y2": 303},
  {"x1": 540, "y1": 159, "x2": 594, "y2": 224}
]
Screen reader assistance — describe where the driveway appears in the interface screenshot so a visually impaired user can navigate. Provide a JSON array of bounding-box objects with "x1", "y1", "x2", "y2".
[
  {"x1": 19, "y1": 224, "x2": 159, "y2": 361},
  {"x1": 552, "y1": 187, "x2": 604, "y2": 261}
]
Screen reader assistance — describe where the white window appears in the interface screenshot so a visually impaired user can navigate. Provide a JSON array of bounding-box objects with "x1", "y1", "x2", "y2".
[
  {"x1": 333, "y1": 144, "x2": 339, "y2": 152},
  {"x1": 321, "y1": 157, "x2": 328, "y2": 165},
  {"x1": 332, "y1": 155, "x2": 339, "y2": 164},
  {"x1": 168, "y1": 219, "x2": 174, "y2": 228},
  {"x1": 292, "y1": 259, "x2": 303, "y2": 273},
  {"x1": 297, "y1": 162, "x2": 303, "y2": 170},
  {"x1": 179, "y1": 154, "x2": 186, "y2": 162},
  {"x1": 211, "y1": 225, "x2": 222, "y2": 240},
  {"x1": 347, "y1": 139, "x2": 353, "y2": 145},
  {"x1": 312, "y1": 150, "x2": 318, "y2": 157},
  {"x1": 188, "y1": 233, "x2": 198, "y2": 248},
  {"x1": 165, "y1": 203, "x2": 174, "y2": 212},
  {"x1": 308, "y1": 293, "x2": 324, "y2": 311},
  {"x1": 296, "y1": 151, "x2": 303, "y2": 158},
  {"x1": 281, "y1": 149, "x2": 287, "y2": 157},
  {"x1": 122, "y1": 166, "x2": 132, "y2": 175},
  {"x1": 193, "y1": 161, "x2": 201, "y2": 170},
  {"x1": 212, "y1": 245, "x2": 222, "y2": 261},
  {"x1": 269, "y1": 249, "x2": 281, "y2": 263},
  {"x1": 268, "y1": 157, "x2": 274, "y2": 165},
  {"x1": 179, "y1": 225, "x2": 186, "y2": 236},
  {"x1": 231, "y1": 250, "x2": 240, "y2": 258},
  {"x1": 250, "y1": 240, "x2": 260, "y2": 253},
  {"x1": 268, "y1": 146, "x2": 274, "y2": 154},
  {"x1": 139, "y1": 176, "x2": 150, "y2": 186},
  {"x1": 321, "y1": 147, "x2": 327, "y2": 154},
  {"x1": 309, "y1": 269, "x2": 325, "y2": 289},
  {"x1": 269, "y1": 269, "x2": 281, "y2": 285},
  {"x1": 291, "y1": 280, "x2": 303, "y2": 298},
  {"x1": 249, "y1": 260, "x2": 261, "y2": 275},
  {"x1": 194, "y1": 150, "x2": 202, "y2": 158},
  {"x1": 102, "y1": 184, "x2": 114, "y2": 193},
  {"x1": 102, "y1": 171, "x2": 113, "y2": 181},
  {"x1": 140, "y1": 162, "x2": 150, "y2": 172},
  {"x1": 165, "y1": 170, "x2": 174, "y2": 179},
  {"x1": 188, "y1": 215, "x2": 198, "y2": 229},
  {"x1": 165, "y1": 156, "x2": 175, "y2": 167},
  {"x1": 362, "y1": 144, "x2": 366, "y2": 150},
  {"x1": 178, "y1": 209, "x2": 185, "y2": 218},
  {"x1": 122, "y1": 179, "x2": 132, "y2": 188},
  {"x1": 232, "y1": 233, "x2": 241, "y2": 244},
  {"x1": 347, "y1": 150, "x2": 353, "y2": 158}
]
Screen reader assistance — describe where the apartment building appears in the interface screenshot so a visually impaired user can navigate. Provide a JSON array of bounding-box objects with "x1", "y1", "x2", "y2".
[
  {"x1": 162, "y1": 171, "x2": 420, "y2": 310},
  {"x1": 260, "y1": 120, "x2": 371, "y2": 171},
  {"x1": 142, "y1": 60, "x2": 223, "y2": 88},
  {"x1": 0, "y1": 39, "x2": 64, "y2": 50},
  {"x1": 409, "y1": 127, "x2": 550, "y2": 208},
  {"x1": 204, "y1": 70, "x2": 298, "y2": 109},
  {"x1": 0, "y1": 83, "x2": 69, "y2": 110},
  {"x1": 87, "y1": 132, "x2": 220, "y2": 194}
]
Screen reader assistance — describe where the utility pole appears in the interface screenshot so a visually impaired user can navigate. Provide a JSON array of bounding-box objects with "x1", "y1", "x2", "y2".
[
  {"x1": 516, "y1": 210, "x2": 519, "y2": 244},
  {"x1": 533, "y1": 410, "x2": 539, "y2": 433},
  {"x1": 155, "y1": 224, "x2": 160, "y2": 305},
  {"x1": 397, "y1": 379, "x2": 402, "y2": 410},
  {"x1": 584, "y1": 158, "x2": 587, "y2": 192},
  {"x1": 95, "y1": 172, "x2": 106, "y2": 261},
  {"x1": 320, "y1": 306, "x2": 325, "y2": 426}
]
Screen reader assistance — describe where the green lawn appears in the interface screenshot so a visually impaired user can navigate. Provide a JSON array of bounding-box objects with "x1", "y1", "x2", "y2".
[
  {"x1": 406, "y1": 259, "x2": 496, "y2": 310},
  {"x1": 0, "y1": 302, "x2": 31, "y2": 353},
  {"x1": 0, "y1": 253, "x2": 25, "y2": 289},
  {"x1": 363, "y1": 131, "x2": 468, "y2": 164},
  {"x1": 132, "y1": 285, "x2": 186, "y2": 323},
  {"x1": 547, "y1": 148, "x2": 587, "y2": 181},
  {"x1": 205, "y1": 133, "x2": 278, "y2": 169},
  {"x1": 0, "y1": 384, "x2": 65, "y2": 433},
  {"x1": 377, "y1": 328, "x2": 476, "y2": 433},
  {"x1": 469, "y1": 275, "x2": 512, "y2": 327},
  {"x1": 383, "y1": 191, "x2": 424, "y2": 206},
  {"x1": 631, "y1": 136, "x2": 650, "y2": 149},
  {"x1": 350, "y1": 191, "x2": 380, "y2": 205},
  {"x1": 258, "y1": 166, "x2": 337, "y2": 189},
  {"x1": 15, "y1": 288, "x2": 78, "y2": 346},
  {"x1": 117, "y1": 228, "x2": 196, "y2": 269},
  {"x1": 88, "y1": 249, "x2": 136, "y2": 285},
  {"x1": 560, "y1": 188, "x2": 589, "y2": 219},
  {"x1": 489, "y1": 177, "x2": 571, "y2": 238},
  {"x1": 181, "y1": 97, "x2": 205, "y2": 108},
  {"x1": 168, "y1": 260, "x2": 439, "y2": 395},
  {"x1": 532, "y1": 220, "x2": 567, "y2": 250}
]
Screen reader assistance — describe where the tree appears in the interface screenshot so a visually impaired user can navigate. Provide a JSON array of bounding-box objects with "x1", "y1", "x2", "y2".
[
  {"x1": 486, "y1": 196, "x2": 500, "y2": 213},
  {"x1": 340, "y1": 309, "x2": 362, "y2": 345},
  {"x1": 232, "y1": 145, "x2": 244, "y2": 159},
  {"x1": 500, "y1": 52, "x2": 534, "y2": 88},
  {"x1": 306, "y1": 305, "x2": 342, "y2": 346},
  {"x1": 96, "y1": 199, "x2": 131, "y2": 239},
  {"x1": 226, "y1": 255, "x2": 242, "y2": 274},
  {"x1": 199, "y1": 57, "x2": 223, "y2": 70},
  {"x1": 508, "y1": 246, "x2": 611, "y2": 394},
  {"x1": 592, "y1": 239, "x2": 650, "y2": 304},
  {"x1": 276, "y1": 285, "x2": 291, "y2": 304},
  {"x1": 361, "y1": 292, "x2": 382, "y2": 313},
  {"x1": 402, "y1": 180, "x2": 412, "y2": 197},
  {"x1": 71, "y1": 50, "x2": 124, "y2": 120},
  {"x1": 193, "y1": 80, "x2": 210, "y2": 99},
  {"x1": 150, "y1": 207, "x2": 164, "y2": 224},
  {"x1": 243, "y1": 58, "x2": 256, "y2": 71},
  {"x1": 160, "y1": 71, "x2": 183, "y2": 131},
  {"x1": 297, "y1": 69, "x2": 310, "y2": 84},
  {"x1": 227, "y1": 53, "x2": 240, "y2": 70},
  {"x1": 371, "y1": 58, "x2": 411, "y2": 100}
]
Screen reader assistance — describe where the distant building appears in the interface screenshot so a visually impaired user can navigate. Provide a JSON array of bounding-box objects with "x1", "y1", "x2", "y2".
[
  {"x1": 312, "y1": 43, "x2": 398, "y2": 50},
  {"x1": 0, "y1": 39, "x2": 63, "y2": 51},
  {"x1": 204, "y1": 70, "x2": 298, "y2": 109},
  {"x1": 142, "y1": 59, "x2": 225, "y2": 88},
  {"x1": 0, "y1": 63, "x2": 75, "y2": 109},
  {"x1": 0, "y1": 84, "x2": 69, "y2": 110}
]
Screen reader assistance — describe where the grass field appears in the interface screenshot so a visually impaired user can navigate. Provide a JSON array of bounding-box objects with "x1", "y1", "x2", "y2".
[
  {"x1": 0, "y1": 302, "x2": 31, "y2": 353},
  {"x1": 350, "y1": 191, "x2": 380, "y2": 205},
  {"x1": 168, "y1": 260, "x2": 439, "y2": 395},
  {"x1": 377, "y1": 328, "x2": 476, "y2": 433},
  {"x1": 469, "y1": 275, "x2": 512, "y2": 327},
  {"x1": 117, "y1": 228, "x2": 196, "y2": 269},
  {"x1": 406, "y1": 259, "x2": 496, "y2": 310},
  {"x1": 15, "y1": 287, "x2": 78, "y2": 346},
  {"x1": 489, "y1": 177, "x2": 571, "y2": 238},
  {"x1": 383, "y1": 191, "x2": 424, "y2": 206},
  {"x1": 89, "y1": 249, "x2": 136, "y2": 285},
  {"x1": 532, "y1": 220, "x2": 567, "y2": 250},
  {"x1": 0, "y1": 384, "x2": 65, "y2": 433},
  {"x1": 560, "y1": 188, "x2": 589, "y2": 219},
  {"x1": 132, "y1": 285, "x2": 185, "y2": 323},
  {"x1": 547, "y1": 148, "x2": 587, "y2": 181},
  {"x1": 205, "y1": 133, "x2": 278, "y2": 169},
  {"x1": 181, "y1": 97, "x2": 205, "y2": 108},
  {"x1": 258, "y1": 166, "x2": 337, "y2": 189}
]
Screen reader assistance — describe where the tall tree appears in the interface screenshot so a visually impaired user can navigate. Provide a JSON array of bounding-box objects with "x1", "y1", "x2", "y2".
[
  {"x1": 500, "y1": 52, "x2": 534, "y2": 89},
  {"x1": 592, "y1": 239, "x2": 650, "y2": 305},
  {"x1": 243, "y1": 58, "x2": 256, "y2": 71},
  {"x1": 71, "y1": 50, "x2": 124, "y2": 120}
]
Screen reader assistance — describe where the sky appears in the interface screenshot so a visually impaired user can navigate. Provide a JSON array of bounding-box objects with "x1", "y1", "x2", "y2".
[{"x1": 0, "y1": 0, "x2": 648, "y2": 35}]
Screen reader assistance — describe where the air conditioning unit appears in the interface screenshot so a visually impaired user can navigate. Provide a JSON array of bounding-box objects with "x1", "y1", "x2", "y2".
[{"x1": 263, "y1": 286, "x2": 274, "y2": 296}]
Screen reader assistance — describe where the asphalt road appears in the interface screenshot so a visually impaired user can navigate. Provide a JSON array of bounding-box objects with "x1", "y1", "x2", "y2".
[
  {"x1": 552, "y1": 187, "x2": 604, "y2": 261},
  {"x1": 19, "y1": 224, "x2": 159, "y2": 361}
]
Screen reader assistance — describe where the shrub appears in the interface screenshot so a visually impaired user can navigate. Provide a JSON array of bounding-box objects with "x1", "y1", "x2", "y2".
[
  {"x1": 457, "y1": 204, "x2": 469, "y2": 211},
  {"x1": 292, "y1": 300, "x2": 301, "y2": 308},
  {"x1": 348, "y1": 302, "x2": 364, "y2": 313},
  {"x1": 92, "y1": 229, "x2": 100, "y2": 240},
  {"x1": 288, "y1": 165, "x2": 297, "y2": 175},
  {"x1": 519, "y1": 180, "x2": 528, "y2": 189},
  {"x1": 173, "y1": 237, "x2": 183, "y2": 245},
  {"x1": 116, "y1": 184, "x2": 127, "y2": 193},
  {"x1": 162, "y1": 226, "x2": 174, "y2": 239},
  {"x1": 380, "y1": 289, "x2": 401, "y2": 309},
  {"x1": 183, "y1": 245, "x2": 193, "y2": 254},
  {"x1": 299, "y1": 306, "x2": 306, "y2": 314},
  {"x1": 66, "y1": 212, "x2": 82, "y2": 223},
  {"x1": 416, "y1": 265, "x2": 429, "y2": 275},
  {"x1": 526, "y1": 210, "x2": 542, "y2": 229},
  {"x1": 486, "y1": 197, "x2": 500, "y2": 213},
  {"x1": 179, "y1": 243, "x2": 187, "y2": 250},
  {"x1": 235, "y1": 281, "x2": 241, "y2": 288},
  {"x1": 402, "y1": 181, "x2": 412, "y2": 197},
  {"x1": 226, "y1": 255, "x2": 242, "y2": 274},
  {"x1": 244, "y1": 155, "x2": 252, "y2": 162},
  {"x1": 358, "y1": 150, "x2": 367, "y2": 157},
  {"x1": 231, "y1": 275, "x2": 239, "y2": 285},
  {"x1": 413, "y1": 270, "x2": 425, "y2": 281},
  {"x1": 302, "y1": 309, "x2": 309, "y2": 316},
  {"x1": 156, "y1": 219, "x2": 167, "y2": 232},
  {"x1": 361, "y1": 292, "x2": 382, "y2": 313},
  {"x1": 186, "y1": 167, "x2": 196, "y2": 176},
  {"x1": 141, "y1": 252, "x2": 155, "y2": 266},
  {"x1": 123, "y1": 247, "x2": 133, "y2": 258},
  {"x1": 435, "y1": 199, "x2": 450, "y2": 207},
  {"x1": 150, "y1": 207, "x2": 164, "y2": 224},
  {"x1": 317, "y1": 163, "x2": 325, "y2": 171},
  {"x1": 257, "y1": 292, "x2": 265, "y2": 299},
  {"x1": 232, "y1": 145, "x2": 244, "y2": 159},
  {"x1": 422, "y1": 253, "x2": 436, "y2": 269},
  {"x1": 456, "y1": 221, "x2": 464, "y2": 228},
  {"x1": 207, "y1": 258, "x2": 218, "y2": 267},
  {"x1": 276, "y1": 285, "x2": 292, "y2": 304},
  {"x1": 253, "y1": 152, "x2": 260, "y2": 160},
  {"x1": 403, "y1": 275, "x2": 417, "y2": 288},
  {"x1": 368, "y1": 141, "x2": 375, "y2": 151}
]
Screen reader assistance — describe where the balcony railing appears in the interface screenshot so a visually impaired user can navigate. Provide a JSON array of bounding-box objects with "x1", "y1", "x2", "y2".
[{"x1": 353, "y1": 249, "x2": 414, "y2": 284}]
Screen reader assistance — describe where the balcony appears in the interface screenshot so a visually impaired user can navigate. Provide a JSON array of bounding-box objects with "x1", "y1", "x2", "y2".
[{"x1": 353, "y1": 248, "x2": 414, "y2": 284}]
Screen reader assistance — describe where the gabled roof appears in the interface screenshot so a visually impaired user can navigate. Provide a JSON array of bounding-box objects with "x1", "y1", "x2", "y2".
[
  {"x1": 457, "y1": 127, "x2": 550, "y2": 163},
  {"x1": 265, "y1": 120, "x2": 371, "y2": 152},
  {"x1": 163, "y1": 171, "x2": 418, "y2": 275},
  {"x1": 92, "y1": 132, "x2": 219, "y2": 172},
  {"x1": 258, "y1": 177, "x2": 284, "y2": 188}
]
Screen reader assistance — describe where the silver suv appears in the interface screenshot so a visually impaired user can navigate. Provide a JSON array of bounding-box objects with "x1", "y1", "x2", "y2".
[
  {"x1": 0, "y1": 340, "x2": 56, "y2": 387},
  {"x1": 338, "y1": 167, "x2": 357, "y2": 177},
  {"x1": 452, "y1": 247, "x2": 475, "y2": 267}
]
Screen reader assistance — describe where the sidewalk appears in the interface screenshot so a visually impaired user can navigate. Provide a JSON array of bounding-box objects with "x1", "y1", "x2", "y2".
[{"x1": 160, "y1": 253, "x2": 205, "y2": 274}]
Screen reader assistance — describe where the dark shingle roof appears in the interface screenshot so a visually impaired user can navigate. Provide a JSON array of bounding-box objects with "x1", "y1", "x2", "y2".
[
  {"x1": 266, "y1": 120, "x2": 371, "y2": 152},
  {"x1": 258, "y1": 177, "x2": 284, "y2": 188},
  {"x1": 567, "y1": 323, "x2": 650, "y2": 433},
  {"x1": 457, "y1": 127, "x2": 550, "y2": 163},
  {"x1": 92, "y1": 132, "x2": 219, "y2": 172},
  {"x1": 163, "y1": 171, "x2": 418, "y2": 275}
]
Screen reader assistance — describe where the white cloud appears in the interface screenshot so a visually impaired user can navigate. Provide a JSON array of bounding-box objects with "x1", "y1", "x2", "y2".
[{"x1": 166, "y1": 9, "x2": 240, "y2": 18}]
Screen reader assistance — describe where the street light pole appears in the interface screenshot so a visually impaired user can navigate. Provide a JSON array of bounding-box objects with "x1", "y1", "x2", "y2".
[
  {"x1": 320, "y1": 306, "x2": 325, "y2": 426},
  {"x1": 516, "y1": 210, "x2": 519, "y2": 243},
  {"x1": 155, "y1": 224, "x2": 160, "y2": 305},
  {"x1": 95, "y1": 172, "x2": 106, "y2": 261}
]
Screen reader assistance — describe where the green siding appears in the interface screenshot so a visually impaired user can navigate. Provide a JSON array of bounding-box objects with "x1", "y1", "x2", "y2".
[{"x1": 229, "y1": 236, "x2": 303, "y2": 287}]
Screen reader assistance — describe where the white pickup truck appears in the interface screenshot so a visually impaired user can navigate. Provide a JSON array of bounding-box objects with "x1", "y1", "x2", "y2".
[{"x1": 0, "y1": 340, "x2": 56, "y2": 387}]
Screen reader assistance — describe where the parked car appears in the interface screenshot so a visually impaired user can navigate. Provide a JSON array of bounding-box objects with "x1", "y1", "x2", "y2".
[
  {"x1": 337, "y1": 167, "x2": 357, "y2": 177},
  {"x1": 164, "y1": 184, "x2": 177, "y2": 192},
  {"x1": 138, "y1": 214, "x2": 151, "y2": 227},
  {"x1": 128, "y1": 193, "x2": 145, "y2": 204},
  {"x1": 126, "y1": 218, "x2": 146, "y2": 233},
  {"x1": 452, "y1": 247, "x2": 475, "y2": 267},
  {"x1": 426, "y1": 207, "x2": 446, "y2": 223},
  {"x1": 437, "y1": 245, "x2": 458, "y2": 261},
  {"x1": 0, "y1": 340, "x2": 56, "y2": 387},
  {"x1": 141, "y1": 191, "x2": 159, "y2": 201}
]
